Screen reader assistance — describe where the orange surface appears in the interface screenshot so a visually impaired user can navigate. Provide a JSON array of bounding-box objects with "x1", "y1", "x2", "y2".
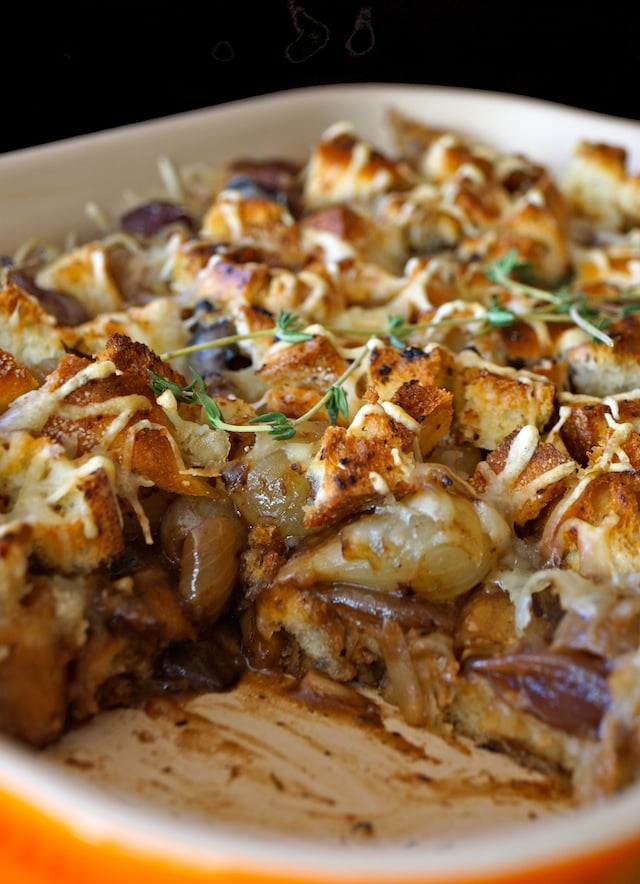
[{"x1": 1, "y1": 785, "x2": 640, "y2": 884}]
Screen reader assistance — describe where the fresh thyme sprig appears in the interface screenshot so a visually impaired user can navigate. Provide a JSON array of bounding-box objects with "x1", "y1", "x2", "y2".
[
  {"x1": 151, "y1": 249, "x2": 640, "y2": 438},
  {"x1": 483, "y1": 247, "x2": 640, "y2": 347},
  {"x1": 150, "y1": 345, "x2": 364, "y2": 440}
]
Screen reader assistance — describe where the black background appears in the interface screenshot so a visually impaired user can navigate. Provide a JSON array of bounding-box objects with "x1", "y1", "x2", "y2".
[{"x1": 1, "y1": 1, "x2": 638, "y2": 154}]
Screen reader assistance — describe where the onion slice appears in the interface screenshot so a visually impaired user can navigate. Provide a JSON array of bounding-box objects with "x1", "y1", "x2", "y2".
[{"x1": 179, "y1": 515, "x2": 244, "y2": 622}]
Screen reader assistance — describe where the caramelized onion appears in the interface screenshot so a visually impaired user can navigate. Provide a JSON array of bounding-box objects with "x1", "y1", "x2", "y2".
[
  {"x1": 10, "y1": 269, "x2": 90, "y2": 326},
  {"x1": 314, "y1": 584, "x2": 456, "y2": 632},
  {"x1": 380, "y1": 619, "x2": 426, "y2": 726},
  {"x1": 160, "y1": 492, "x2": 241, "y2": 565},
  {"x1": 276, "y1": 486, "x2": 509, "y2": 601},
  {"x1": 120, "y1": 200, "x2": 195, "y2": 237},
  {"x1": 179, "y1": 515, "x2": 244, "y2": 621},
  {"x1": 229, "y1": 447, "x2": 313, "y2": 538},
  {"x1": 466, "y1": 651, "x2": 611, "y2": 738},
  {"x1": 156, "y1": 623, "x2": 245, "y2": 692}
]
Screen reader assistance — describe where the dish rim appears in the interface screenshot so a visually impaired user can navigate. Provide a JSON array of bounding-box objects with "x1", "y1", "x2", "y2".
[{"x1": 1, "y1": 80, "x2": 639, "y2": 159}]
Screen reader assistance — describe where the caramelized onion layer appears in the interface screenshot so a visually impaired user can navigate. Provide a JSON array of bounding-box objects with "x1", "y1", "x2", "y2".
[
  {"x1": 276, "y1": 485, "x2": 509, "y2": 601},
  {"x1": 466, "y1": 651, "x2": 611, "y2": 738}
]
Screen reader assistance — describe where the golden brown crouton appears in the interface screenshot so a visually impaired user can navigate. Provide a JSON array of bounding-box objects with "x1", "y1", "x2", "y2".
[
  {"x1": 470, "y1": 425, "x2": 577, "y2": 525},
  {"x1": 499, "y1": 176, "x2": 571, "y2": 282},
  {"x1": 386, "y1": 107, "x2": 448, "y2": 166},
  {"x1": 0, "y1": 282, "x2": 65, "y2": 369},
  {"x1": 452, "y1": 350, "x2": 556, "y2": 449},
  {"x1": 390, "y1": 381, "x2": 453, "y2": 457},
  {"x1": 3, "y1": 335, "x2": 225, "y2": 501},
  {"x1": 303, "y1": 124, "x2": 415, "y2": 208},
  {"x1": 35, "y1": 243, "x2": 123, "y2": 316},
  {"x1": 261, "y1": 386, "x2": 325, "y2": 422},
  {"x1": 166, "y1": 235, "x2": 220, "y2": 289},
  {"x1": 564, "y1": 313, "x2": 640, "y2": 396},
  {"x1": 421, "y1": 134, "x2": 494, "y2": 184},
  {"x1": 561, "y1": 141, "x2": 637, "y2": 230},
  {"x1": 542, "y1": 470, "x2": 640, "y2": 578},
  {"x1": 303, "y1": 402, "x2": 418, "y2": 528},
  {"x1": 0, "y1": 349, "x2": 38, "y2": 413},
  {"x1": 450, "y1": 179, "x2": 509, "y2": 230},
  {"x1": 497, "y1": 318, "x2": 554, "y2": 367},
  {"x1": 390, "y1": 197, "x2": 467, "y2": 263},
  {"x1": 300, "y1": 203, "x2": 405, "y2": 273},
  {"x1": 368, "y1": 343, "x2": 456, "y2": 395},
  {"x1": 558, "y1": 394, "x2": 640, "y2": 468},
  {"x1": 0, "y1": 433, "x2": 124, "y2": 575},
  {"x1": 60, "y1": 297, "x2": 188, "y2": 359},
  {"x1": 257, "y1": 334, "x2": 348, "y2": 394},
  {"x1": 190, "y1": 253, "x2": 272, "y2": 309},
  {"x1": 571, "y1": 243, "x2": 640, "y2": 291},
  {"x1": 201, "y1": 192, "x2": 302, "y2": 262}
]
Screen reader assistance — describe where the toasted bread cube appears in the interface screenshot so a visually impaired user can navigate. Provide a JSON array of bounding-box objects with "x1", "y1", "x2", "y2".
[
  {"x1": 201, "y1": 192, "x2": 302, "y2": 264},
  {"x1": 500, "y1": 176, "x2": 570, "y2": 282},
  {"x1": 453, "y1": 350, "x2": 556, "y2": 450},
  {"x1": 300, "y1": 203, "x2": 405, "y2": 273},
  {"x1": 190, "y1": 253, "x2": 272, "y2": 308},
  {"x1": 35, "y1": 243, "x2": 123, "y2": 316},
  {"x1": 0, "y1": 433, "x2": 124, "y2": 574},
  {"x1": 386, "y1": 107, "x2": 448, "y2": 166},
  {"x1": 390, "y1": 380, "x2": 453, "y2": 457},
  {"x1": 0, "y1": 349, "x2": 38, "y2": 413},
  {"x1": 60, "y1": 296, "x2": 188, "y2": 358},
  {"x1": 561, "y1": 141, "x2": 629, "y2": 229},
  {"x1": 470, "y1": 425, "x2": 576, "y2": 525},
  {"x1": 304, "y1": 401, "x2": 418, "y2": 528},
  {"x1": 564, "y1": 314, "x2": 640, "y2": 396},
  {"x1": 2, "y1": 335, "x2": 226, "y2": 502},
  {"x1": 542, "y1": 470, "x2": 640, "y2": 578},
  {"x1": 258, "y1": 334, "x2": 348, "y2": 393},
  {"x1": 368, "y1": 343, "x2": 456, "y2": 396},
  {"x1": 303, "y1": 123, "x2": 414, "y2": 208},
  {"x1": 0, "y1": 283, "x2": 65, "y2": 368},
  {"x1": 558, "y1": 394, "x2": 640, "y2": 468}
]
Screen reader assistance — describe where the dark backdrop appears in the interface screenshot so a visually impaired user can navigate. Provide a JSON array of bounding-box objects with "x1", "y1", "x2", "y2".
[{"x1": 2, "y1": 1, "x2": 638, "y2": 154}]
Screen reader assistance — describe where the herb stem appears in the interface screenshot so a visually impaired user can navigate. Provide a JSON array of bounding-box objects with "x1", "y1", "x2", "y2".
[
  {"x1": 291, "y1": 343, "x2": 368, "y2": 423},
  {"x1": 152, "y1": 248, "x2": 639, "y2": 439},
  {"x1": 568, "y1": 304, "x2": 614, "y2": 347},
  {"x1": 161, "y1": 329, "x2": 272, "y2": 362}
]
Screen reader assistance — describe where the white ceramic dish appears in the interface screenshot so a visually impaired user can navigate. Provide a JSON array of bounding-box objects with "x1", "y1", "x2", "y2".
[{"x1": 0, "y1": 84, "x2": 639, "y2": 884}]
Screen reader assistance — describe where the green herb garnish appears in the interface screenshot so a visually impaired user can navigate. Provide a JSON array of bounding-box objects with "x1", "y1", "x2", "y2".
[
  {"x1": 152, "y1": 259, "x2": 640, "y2": 438},
  {"x1": 150, "y1": 344, "x2": 365, "y2": 440}
]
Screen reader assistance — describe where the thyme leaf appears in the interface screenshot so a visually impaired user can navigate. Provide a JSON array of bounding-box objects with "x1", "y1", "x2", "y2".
[
  {"x1": 248, "y1": 411, "x2": 297, "y2": 439},
  {"x1": 485, "y1": 299, "x2": 517, "y2": 328},
  {"x1": 159, "y1": 308, "x2": 313, "y2": 362},
  {"x1": 386, "y1": 314, "x2": 412, "y2": 348},
  {"x1": 325, "y1": 384, "x2": 349, "y2": 425},
  {"x1": 484, "y1": 248, "x2": 534, "y2": 286},
  {"x1": 274, "y1": 310, "x2": 314, "y2": 343}
]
